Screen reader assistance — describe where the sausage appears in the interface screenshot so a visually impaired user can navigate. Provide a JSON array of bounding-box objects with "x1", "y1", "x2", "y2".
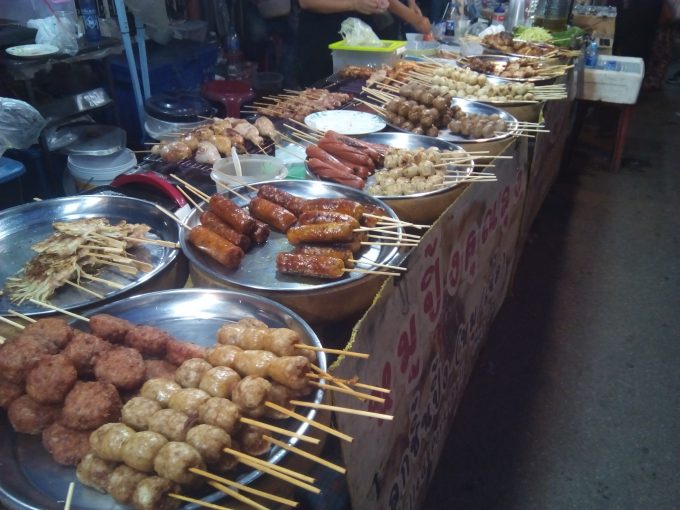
[
  {"x1": 301, "y1": 198, "x2": 365, "y2": 220},
  {"x1": 200, "y1": 211, "x2": 252, "y2": 252},
  {"x1": 325, "y1": 130, "x2": 388, "y2": 160},
  {"x1": 257, "y1": 184, "x2": 307, "y2": 216},
  {"x1": 209, "y1": 194, "x2": 256, "y2": 235},
  {"x1": 361, "y1": 203, "x2": 388, "y2": 227},
  {"x1": 297, "y1": 210, "x2": 361, "y2": 230},
  {"x1": 286, "y1": 222, "x2": 356, "y2": 245},
  {"x1": 188, "y1": 226, "x2": 245, "y2": 270},
  {"x1": 293, "y1": 245, "x2": 355, "y2": 268},
  {"x1": 308, "y1": 144, "x2": 372, "y2": 177},
  {"x1": 276, "y1": 252, "x2": 345, "y2": 279},
  {"x1": 250, "y1": 219, "x2": 271, "y2": 245},
  {"x1": 306, "y1": 159, "x2": 365, "y2": 190},
  {"x1": 249, "y1": 197, "x2": 298, "y2": 233},
  {"x1": 317, "y1": 139, "x2": 375, "y2": 171}
]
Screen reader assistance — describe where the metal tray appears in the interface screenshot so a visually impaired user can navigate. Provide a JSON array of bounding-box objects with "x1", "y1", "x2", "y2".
[
  {"x1": 462, "y1": 54, "x2": 558, "y2": 84},
  {"x1": 481, "y1": 41, "x2": 558, "y2": 60},
  {"x1": 0, "y1": 196, "x2": 181, "y2": 316},
  {"x1": 181, "y1": 180, "x2": 404, "y2": 293},
  {"x1": 0, "y1": 288, "x2": 326, "y2": 510}
]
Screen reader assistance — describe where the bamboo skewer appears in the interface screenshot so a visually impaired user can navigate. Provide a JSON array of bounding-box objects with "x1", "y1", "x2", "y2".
[
  {"x1": 263, "y1": 435, "x2": 347, "y2": 474},
  {"x1": 169, "y1": 174, "x2": 210, "y2": 202},
  {"x1": 309, "y1": 363, "x2": 352, "y2": 392},
  {"x1": 0, "y1": 315, "x2": 25, "y2": 330},
  {"x1": 239, "y1": 417, "x2": 319, "y2": 444},
  {"x1": 226, "y1": 451, "x2": 316, "y2": 484},
  {"x1": 305, "y1": 372, "x2": 391, "y2": 394},
  {"x1": 308, "y1": 380, "x2": 385, "y2": 404},
  {"x1": 176, "y1": 186, "x2": 204, "y2": 213},
  {"x1": 207, "y1": 482, "x2": 269, "y2": 510},
  {"x1": 188, "y1": 469, "x2": 298, "y2": 507},
  {"x1": 8, "y1": 309, "x2": 37, "y2": 323},
  {"x1": 289, "y1": 400, "x2": 394, "y2": 421},
  {"x1": 349, "y1": 259, "x2": 407, "y2": 271},
  {"x1": 64, "y1": 280, "x2": 105, "y2": 299},
  {"x1": 294, "y1": 344, "x2": 369, "y2": 359},
  {"x1": 360, "y1": 241, "x2": 418, "y2": 248},
  {"x1": 63, "y1": 482, "x2": 74, "y2": 510},
  {"x1": 345, "y1": 266, "x2": 403, "y2": 275},
  {"x1": 212, "y1": 173, "x2": 259, "y2": 192},
  {"x1": 28, "y1": 299, "x2": 89, "y2": 322},
  {"x1": 80, "y1": 273, "x2": 125, "y2": 289},
  {"x1": 264, "y1": 401, "x2": 353, "y2": 443},
  {"x1": 168, "y1": 493, "x2": 234, "y2": 510},
  {"x1": 354, "y1": 226, "x2": 421, "y2": 239},
  {"x1": 154, "y1": 203, "x2": 191, "y2": 230}
]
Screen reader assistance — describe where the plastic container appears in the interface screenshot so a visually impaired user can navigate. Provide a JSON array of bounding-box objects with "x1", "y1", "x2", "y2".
[
  {"x1": 211, "y1": 155, "x2": 287, "y2": 189},
  {"x1": 580, "y1": 55, "x2": 644, "y2": 104},
  {"x1": 68, "y1": 148, "x2": 137, "y2": 191},
  {"x1": 328, "y1": 40, "x2": 406, "y2": 74},
  {"x1": 144, "y1": 92, "x2": 216, "y2": 140}
]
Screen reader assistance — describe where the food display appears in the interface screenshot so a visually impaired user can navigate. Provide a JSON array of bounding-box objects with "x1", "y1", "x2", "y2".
[
  {"x1": 425, "y1": 67, "x2": 538, "y2": 102},
  {"x1": 482, "y1": 31, "x2": 557, "y2": 57},
  {"x1": 446, "y1": 105, "x2": 510, "y2": 139},
  {"x1": 339, "y1": 61, "x2": 421, "y2": 84},
  {"x1": 367, "y1": 147, "x2": 447, "y2": 196},
  {"x1": 254, "y1": 88, "x2": 351, "y2": 123},
  {"x1": 463, "y1": 56, "x2": 545, "y2": 80}
]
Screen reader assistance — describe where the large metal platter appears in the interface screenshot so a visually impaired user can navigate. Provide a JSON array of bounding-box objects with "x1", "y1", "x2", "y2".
[
  {"x1": 0, "y1": 196, "x2": 182, "y2": 316},
  {"x1": 481, "y1": 41, "x2": 559, "y2": 60},
  {"x1": 0, "y1": 288, "x2": 326, "y2": 510},
  {"x1": 462, "y1": 54, "x2": 558, "y2": 84},
  {"x1": 180, "y1": 180, "x2": 404, "y2": 292}
]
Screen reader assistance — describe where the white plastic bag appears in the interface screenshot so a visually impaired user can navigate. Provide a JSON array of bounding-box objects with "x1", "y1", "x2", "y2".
[
  {"x1": 339, "y1": 17, "x2": 382, "y2": 47},
  {"x1": 27, "y1": 16, "x2": 79, "y2": 56},
  {"x1": 0, "y1": 98, "x2": 46, "y2": 158}
]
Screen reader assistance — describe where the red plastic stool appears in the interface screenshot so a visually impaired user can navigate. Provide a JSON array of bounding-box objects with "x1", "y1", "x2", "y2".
[{"x1": 201, "y1": 80, "x2": 255, "y2": 118}]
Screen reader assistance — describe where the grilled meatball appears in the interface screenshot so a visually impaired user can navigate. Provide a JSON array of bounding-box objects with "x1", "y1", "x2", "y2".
[
  {"x1": 236, "y1": 424, "x2": 269, "y2": 456},
  {"x1": 76, "y1": 452, "x2": 118, "y2": 493},
  {"x1": 265, "y1": 383, "x2": 296, "y2": 419},
  {"x1": 165, "y1": 339, "x2": 207, "y2": 366},
  {"x1": 42, "y1": 421, "x2": 91, "y2": 466},
  {"x1": 63, "y1": 330, "x2": 113, "y2": 376},
  {"x1": 124, "y1": 325, "x2": 171, "y2": 357},
  {"x1": 122, "y1": 396, "x2": 162, "y2": 431},
  {"x1": 94, "y1": 347, "x2": 145, "y2": 391},
  {"x1": 174, "y1": 358, "x2": 213, "y2": 388},
  {"x1": 199, "y1": 366, "x2": 241, "y2": 398},
  {"x1": 153, "y1": 441, "x2": 205, "y2": 486},
  {"x1": 185, "y1": 424, "x2": 232, "y2": 468},
  {"x1": 0, "y1": 337, "x2": 49, "y2": 383},
  {"x1": 148, "y1": 409, "x2": 191, "y2": 442},
  {"x1": 108, "y1": 465, "x2": 148, "y2": 504},
  {"x1": 131, "y1": 476, "x2": 180, "y2": 510},
  {"x1": 198, "y1": 397, "x2": 241, "y2": 434},
  {"x1": 21, "y1": 318, "x2": 73, "y2": 352},
  {"x1": 231, "y1": 376, "x2": 271, "y2": 418},
  {"x1": 89, "y1": 314, "x2": 134, "y2": 344},
  {"x1": 206, "y1": 344, "x2": 242, "y2": 367},
  {"x1": 0, "y1": 378, "x2": 23, "y2": 409},
  {"x1": 144, "y1": 360, "x2": 177, "y2": 381},
  {"x1": 168, "y1": 388, "x2": 210, "y2": 415},
  {"x1": 89, "y1": 422, "x2": 135, "y2": 461},
  {"x1": 268, "y1": 356, "x2": 311, "y2": 391},
  {"x1": 25, "y1": 354, "x2": 77, "y2": 404},
  {"x1": 233, "y1": 350, "x2": 276, "y2": 378},
  {"x1": 8, "y1": 394, "x2": 60, "y2": 434},
  {"x1": 140, "y1": 378, "x2": 181, "y2": 407},
  {"x1": 121, "y1": 431, "x2": 168, "y2": 472},
  {"x1": 62, "y1": 381, "x2": 122, "y2": 430}
]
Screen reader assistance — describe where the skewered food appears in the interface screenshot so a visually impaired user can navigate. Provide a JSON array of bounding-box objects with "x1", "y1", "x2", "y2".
[
  {"x1": 249, "y1": 197, "x2": 297, "y2": 233},
  {"x1": 483, "y1": 32, "x2": 556, "y2": 56},
  {"x1": 132, "y1": 476, "x2": 180, "y2": 510},
  {"x1": 89, "y1": 422, "x2": 136, "y2": 461},
  {"x1": 140, "y1": 378, "x2": 182, "y2": 407},
  {"x1": 200, "y1": 211, "x2": 252, "y2": 252},
  {"x1": 257, "y1": 184, "x2": 308, "y2": 216},
  {"x1": 276, "y1": 252, "x2": 346, "y2": 279},
  {"x1": 76, "y1": 452, "x2": 118, "y2": 493},
  {"x1": 107, "y1": 465, "x2": 148, "y2": 504},
  {"x1": 188, "y1": 226, "x2": 245, "y2": 270},
  {"x1": 25, "y1": 354, "x2": 78, "y2": 404},
  {"x1": 89, "y1": 314, "x2": 134, "y2": 344},
  {"x1": 122, "y1": 397, "x2": 163, "y2": 431},
  {"x1": 61, "y1": 381, "x2": 122, "y2": 430},
  {"x1": 63, "y1": 331, "x2": 113, "y2": 376},
  {"x1": 175, "y1": 358, "x2": 213, "y2": 388},
  {"x1": 42, "y1": 421, "x2": 92, "y2": 466},
  {"x1": 8, "y1": 394, "x2": 60, "y2": 434},
  {"x1": 0, "y1": 336, "x2": 50, "y2": 384},
  {"x1": 94, "y1": 346, "x2": 146, "y2": 391},
  {"x1": 194, "y1": 141, "x2": 221, "y2": 164},
  {"x1": 255, "y1": 88, "x2": 351, "y2": 122}
]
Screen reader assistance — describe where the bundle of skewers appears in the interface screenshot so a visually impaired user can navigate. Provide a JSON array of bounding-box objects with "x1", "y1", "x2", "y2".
[
  {"x1": 480, "y1": 31, "x2": 581, "y2": 59},
  {"x1": 246, "y1": 88, "x2": 352, "y2": 123},
  {"x1": 0, "y1": 304, "x2": 392, "y2": 510},
  {"x1": 3, "y1": 218, "x2": 177, "y2": 305},
  {"x1": 459, "y1": 55, "x2": 573, "y2": 81}
]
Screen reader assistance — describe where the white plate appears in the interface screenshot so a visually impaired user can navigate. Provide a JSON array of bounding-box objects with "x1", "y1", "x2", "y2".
[
  {"x1": 5, "y1": 43, "x2": 60, "y2": 58},
  {"x1": 304, "y1": 110, "x2": 386, "y2": 135}
]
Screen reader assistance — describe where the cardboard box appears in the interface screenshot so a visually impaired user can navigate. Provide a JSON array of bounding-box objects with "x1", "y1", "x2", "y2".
[{"x1": 572, "y1": 8, "x2": 616, "y2": 55}]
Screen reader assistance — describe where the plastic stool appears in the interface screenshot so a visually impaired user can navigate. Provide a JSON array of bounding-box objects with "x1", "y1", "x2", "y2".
[
  {"x1": 0, "y1": 157, "x2": 27, "y2": 208},
  {"x1": 201, "y1": 80, "x2": 255, "y2": 118}
]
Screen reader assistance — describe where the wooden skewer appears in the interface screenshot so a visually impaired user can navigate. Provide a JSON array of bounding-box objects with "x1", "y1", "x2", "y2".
[
  {"x1": 349, "y1": 259, "x2": 407, "y2": 271},
  {"x1": 225, "y1": 448, "x2": 315, "y2": 484},
  {"x1": 154, "y1": 203, "x2": 191, "y2": 230},
  {"x1": 169, "y1": 174, "x2": 210, "y2": 202},
  {"x1": 363, "y1": 213, "x2": 430, "y2": 229},
  {"x1": 207, "y1": 482, "x2": 269, "y2": 510},
  {"x1": 309, "y1": 363, "x2": 353, "y2": 392},
  {"x1": 87, "y1": 256, "x2": 140, "y2": 275},
  {"x1": 63, "y1": 481, "x2": 74, "y2": 510},
  {"x1": 80, "y1": 273, "x2": 125, "y2": 289},
  {"x1": 213, "y1": 172, "x2": 258, "y2": 192},
  {"x1": 28, "y1": 299, "x2": 90, "y2": 322},
  {"x1": 368, "y1": 233, "x2": 414, "y2": 242},
  {"x1": 355, "y1": 226, "x2": 421, "y2": 240},
  {"x1": 286, "y1": 118, "x2": 323, "y2": 136},
  {"x1": 0, "y1": 315, "x2": 26, "y2": 329},
  {"x1": 263, "y1": 435, "x2": 347, "y2": 474},
  {"x1": 283, "y1": 125, "x2": 318, "y2": 144},
  {"x1": 289, "y1": 400, "x2": 394, "y2": 421},
  {"x1": 64, "y1": 280, "x2": 105, "y2": 299},
  {"x1": 176, "y1": 185, "x2": 204, "y2": 213},
  {"x1": 8, "y1": 309, "x2": 37, "y2": 323},
  {"x1": 168, "y1": 493, "x2": 234, "y2": 510},
  {"x1": 239, "y1": 417, "x2": 319, "y2": 445},
  {"x1": 345, "y1": 267, "x2": 403, "y2": 275},
  {"x1": 294, "y1": 344, "x2": 369, "y2": 359},
  {"x1": 264, "y1": 401, "x2": 353, "y2": 443},
  {"x1": 189, "y1": 469, "x2": 298, "y2": 507},
  {"x1": 308, "y1": 380, "x2": 385, "y2": 404},
  {"x1": 359, "y1": 242, "x2": 418, "y2": 248},
  {"x1": 306, "y1": 372, "x2": 391, "y2": 394}
]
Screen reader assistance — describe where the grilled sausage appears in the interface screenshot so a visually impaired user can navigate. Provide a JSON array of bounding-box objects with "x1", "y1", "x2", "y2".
[
  {"x1": 301, "y1": 198, "x2": 365, "y2": 220},
  {"x1": 306, "y1": 159, "x2": 365, "y2": 189},
  {"x1": 249, "y1": 197, "x2": 298, "y2": 233},
  {"x1": 209, "y1": 194, "x2": 256, "y2": 235},
  {"x1": 250, "y1": 219, "x2": 271, "y2": 245},
  {"x1": 188, "y1": 226, "x2": 244, "y2": 270},
  {"x1": 257, "y1": 184, "x2": 307, "y2": 215},
  {"x1": 293, "y1": 245, "x2": 355, "y2": 268},
  {"x1": 200, "y1": 211, "x2": 251, "y2": 252},
  {"x1": 286, "y1": 222, "x2": 355, "y2": 245},
  {"x1": 297, "y1": 210, "x2": 361, "y2": 230},
  {"x1": 317, "y1": 140, "x2": 375, "y2": 171},
  {"x1": 276, "y1": 252, "x2": 345, "y2": 279}
]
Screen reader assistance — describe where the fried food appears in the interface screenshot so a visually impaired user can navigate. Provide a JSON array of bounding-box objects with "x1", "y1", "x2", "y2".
[
  {"x1": 76, "y1": 452, "x2": 118, "y2": 493},
  {"x1": 8, "y1": 394, "x2": 60, "y2": 434},
  {"x1": 174, "y1": 358, "x2": 213, "y2": 389},
  {"x1": 122, "y1": 396, "x2": 163, "y2": 431},
  {"x1": 94, "y1": 346, "x2": 146, "y2": 391},
  {"x1": 63, "y1": 330, "x2": 113, "y2": 376},
  {"x1": 89, "y1": 313, "x2": 134, "y2": 344},
  {"x1": 41, "y1": 421, "x2": 91, "y2": 466},
  {"x1": 89, "y1": 422, "x2": 136, "y2": 462},
  {"x1": 62, "y1": 381, "x2": 122, "y2": 430},
  {"x1": 25, "y1": 354, "x2": 78, "y2": 404},
  {"x1": 140, "y1": 378, "x2": 182, "y2": 407}
]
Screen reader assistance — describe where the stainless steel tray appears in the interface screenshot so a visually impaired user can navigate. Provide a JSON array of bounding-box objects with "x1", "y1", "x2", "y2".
[
  {"x1": 181, "y1": 180, "x2": 405, "y2": 292},
  {"x1": 463, "y1": 54, "x2": 558, "y2": 84},
  {"x1": 0, "y1": 288, "x2": 326, "y2": 510},
  {"x1": 0, "y1": 196, "x2": 181, "y2": 316}
]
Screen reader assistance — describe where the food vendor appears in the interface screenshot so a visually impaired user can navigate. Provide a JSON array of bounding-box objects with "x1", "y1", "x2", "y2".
[{"x1": 296, "y1": 0, "x2": 432, "y2": 86}]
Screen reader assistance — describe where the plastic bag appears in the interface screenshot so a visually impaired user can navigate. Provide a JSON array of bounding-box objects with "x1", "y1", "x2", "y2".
[
  {"x1": 0, "y1": 98, "x2": 46, "y2": 158},
  {"x1": 27, "y1": 16, "x2": 79, "y2": 56},
  {"x1": 339, "y1": 17, "x2": 382, "y2": 47},
  {"x1": 124, "y1": 0, "x2": 172, "y2": 44}
]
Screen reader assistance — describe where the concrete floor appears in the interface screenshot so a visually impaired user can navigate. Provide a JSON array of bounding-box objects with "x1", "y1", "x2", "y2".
[{"x1": 423, "y1": 85, "x2": 680, "y2": 510}]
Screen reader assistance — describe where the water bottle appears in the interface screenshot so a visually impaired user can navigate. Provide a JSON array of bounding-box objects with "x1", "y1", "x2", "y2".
[
  {"x1": 585, "y1": 39, "x2": 599, "y2": 67},
  {"x1": 79, "y1": 0, "x2": 101, "y2": 42},
  {"x1": 492, "y1": 5, "x2": 506, "y2": 26},
  {"x1": 440, "y1": 1, "x2": 463, "y2": 44}
]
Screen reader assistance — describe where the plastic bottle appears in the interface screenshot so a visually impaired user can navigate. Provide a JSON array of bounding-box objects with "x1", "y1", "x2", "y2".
[
  {"x1": 78, "y1": 0, "x2": 101, "y2": 42},
  {"x1": 505, "y1": 0, "x2": 524, "y2": 32},
  {"x1": 585, "y1": 39, "x2": 599, "y2": 67},
  {"x1": 492, "y1": 4, "x2": 506, "y2": 26},
  {"x1": 440, "y1": 1, "x2": 463, "y2": 44},
  {"x1": 225, "y1": 24, "x2": 243, "y2": 78},
  {"x1": 50, "y1": 0, "x2": 81, "y2": 38}
]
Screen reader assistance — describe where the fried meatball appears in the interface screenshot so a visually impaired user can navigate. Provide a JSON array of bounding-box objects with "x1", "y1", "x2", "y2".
[
  {"x1": 132, "y1": 476, "x2": 180, "y2": 510},
  {"x1": 144, "y1": 360, "x2": 177, "y2": 381},
  {"x1": 62, "y1": 381, "x2": 122, "y2": 430},
  {"x1": 25, "y1": 354, "x2": 77, "y2": 404},
  {"x1": 108, "y1": 465, "x2": 147, "y2": 504},
  {"x1": 124, "y1": 325, "x2": 172, "y2": 357},
  {"x1": 185, "y1": 424, "x2": 232, "y2": 467},
  {"x1": 140, "y1": 378, "x2": 181, "y2": 407},
  {"x1": 198, "y1": 397, "x2": 241, "y2": 434},
  {"x1": 153, "y1": 441, "x2": 205, "y2": 486},
  {"x1": 168, "y1": 388, "x2": 210, "y2": 415},
  {"x1": 199, "y1": 366, "x2": 241, "y2": 398},
  {"x1": 89, "y1": 422, "x2": 135, "y2": 461},
  {"x1": 121, "y1": 431, "x2": 168, "y2": 472},
  {"x1": 42, "y1": 421, "x2": 91, "y2": 466},
  {"x1": 231, "y1": 376, "x2": 271, "y2": 418},
  {"x1": 148, "y1": 408, "x2": 191, "y2": 442},
  {"x1": 89, "y1": 313, "x2": 134, "y2": 344},
  {"x1": 175, "y1": 358, "x2": 213, "y2": 388},
  {"x1": 63, "y1": 330, "x2": 113, "y2": 376},
  {"x1": 94, "y1": 347, "x2": 145, "y2": 391},
  {"x1": 122, "y1": 396, "x2": 162, "y2": 431},
  {"x1": 236, "y1": 424, "x2": 269, "y2": 456},
  {"x1": 8, "y1": 394, "x2": 60, "y2": 434},
  {"x1": 165, "y1": 339, "x2": 207, "y2": 366},
  {"x1": 265, "y1": 383, "x2": 296, "y2": 419},
  {"x1": 76, "y1": 452, "x2": 118, "y2": 493},
  {"x1": 21, "y1": 317, "x2": 73, "y2": 352},
  {"x1": 0, "y1": 337, "x2": 49, "y2": 383},
  {"x1": 0, "y1": 378, "x2": 23, "y2": 409},
  {"x1": 206, "y1": 344, "x2": 242, "y2": 367}
]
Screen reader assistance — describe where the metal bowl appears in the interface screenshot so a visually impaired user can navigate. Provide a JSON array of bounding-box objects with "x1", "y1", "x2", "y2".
[
  {"x1": 0, "y1": 288, "x2": 327, "y2": 510},
  {"x1": 182, "y1": 180, "x2": 407, "y2": 323},
  {"x1": 0, "y1": 195, "x2": 186, "y2": 316}
]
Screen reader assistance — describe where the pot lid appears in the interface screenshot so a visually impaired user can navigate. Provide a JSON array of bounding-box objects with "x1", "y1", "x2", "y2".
[
  {"x1": 144, "y1": 92, "x2": 217, "y2": 123},
  {"x1": 60, "y1": 125, "x2": 127, "y2": 156}
]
